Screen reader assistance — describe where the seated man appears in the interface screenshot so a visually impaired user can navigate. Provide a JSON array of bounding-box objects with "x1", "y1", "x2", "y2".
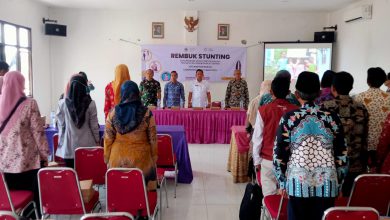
[
  {"x1": 225, "y1": 69, "x2": 249, "y2": 109},
  {"x1": 139, "y1": 69, "x2": 161, "y2": 107},
  {"x1": 188, "y1": 69, "x2": 211, "y2": 108},
  {"x1": 163, "y1": 71, "x2": 185, "y2": 108},
  {"x1": 322, "y1": 72, "x2": 368, "y2": 196},
  {"x1": 252, "y1": 77, "x2": 298, "y2": 197}
]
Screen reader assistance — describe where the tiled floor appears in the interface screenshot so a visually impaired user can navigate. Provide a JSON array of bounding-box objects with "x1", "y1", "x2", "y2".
[{"x1": 52, "y1": 144, "x2": 247, "y2": 220}]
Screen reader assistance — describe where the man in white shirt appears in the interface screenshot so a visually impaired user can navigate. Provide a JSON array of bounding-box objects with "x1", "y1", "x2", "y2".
[
  {"x1": 188, "y1": 69, "x2": 211, "y2": 108},
  {"x1": 0, "y1": 61, "x2": 9, "y2": 94}
]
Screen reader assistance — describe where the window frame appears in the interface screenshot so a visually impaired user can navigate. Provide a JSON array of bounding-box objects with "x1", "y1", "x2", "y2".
[{"x1": 0, "y1": 20, "x2": 33, "y2": 97}]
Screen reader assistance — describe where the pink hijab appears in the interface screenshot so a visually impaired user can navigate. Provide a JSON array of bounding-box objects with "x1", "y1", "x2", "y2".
[{"x1": 0, "y1": 71, "x2": 25, "y2": 124}]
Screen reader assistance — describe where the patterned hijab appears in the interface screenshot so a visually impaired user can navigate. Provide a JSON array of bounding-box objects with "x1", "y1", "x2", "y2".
[
  {"x1": 113, "y1": 80, "x2": 147, "y2": 135},
  {"x1": 65, "y1": 75, "x2": 92, "y2": 129},
  {"x1": 0, "y1": 71, "x2": 25, "y2": 124},
  {"x1": 112, "y1": 64, "x2": 130, "y2": 105}
]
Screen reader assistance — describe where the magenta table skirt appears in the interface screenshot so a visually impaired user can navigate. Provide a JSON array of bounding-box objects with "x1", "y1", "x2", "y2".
[{"x1": 151, "y1": 109, "x2": 247, "y2": 144}]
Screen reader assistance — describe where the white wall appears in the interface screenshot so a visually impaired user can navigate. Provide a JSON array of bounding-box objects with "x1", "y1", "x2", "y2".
[
  {"x1": 48, "y1": 8, "x2": 328, "y2": 123},
  {"x1": 0, "y1": 0, "x2": 51, "y2": 119},
  {"x1": 329, "y1": 0, "x2": 390, "y2": 94}
]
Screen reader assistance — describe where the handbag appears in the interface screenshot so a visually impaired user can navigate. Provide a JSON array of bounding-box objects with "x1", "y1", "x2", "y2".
[{"x1": 0, "y1": 96, "x2": 27, "y2": 134}]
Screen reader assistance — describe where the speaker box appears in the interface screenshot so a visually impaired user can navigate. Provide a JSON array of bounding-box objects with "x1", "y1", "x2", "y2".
[
  {"x1": 314, "y1": 31, "x2": 335, "y2": 43},
  {"x1": 45, "y1": 24, "x2": 67, "y2": 37}
]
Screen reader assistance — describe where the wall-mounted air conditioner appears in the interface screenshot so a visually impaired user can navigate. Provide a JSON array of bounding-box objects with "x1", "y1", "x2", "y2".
[{"x1": 344, "y1": 4, "x2": 372, "y2": 23}]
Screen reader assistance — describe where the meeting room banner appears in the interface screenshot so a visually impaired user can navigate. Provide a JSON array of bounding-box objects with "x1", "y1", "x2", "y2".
[{"x1": 141, "y1": 45, "x2": 247, "y2": 82}]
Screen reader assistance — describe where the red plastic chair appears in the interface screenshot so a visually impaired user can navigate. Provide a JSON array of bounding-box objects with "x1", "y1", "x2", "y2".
[
  {"x1": 52, "y1": 133, "x2": 66, "y2": 166},
  {"x1": 262, "y1": 195, "x2": 288, "y2": 220},
  {"x1": 336, "y1": 174, "x2": 390, "y2": 216},
  {"x1": 0, "y1": 173, "x2": 38, "y2": 219},
  {"x1": 37, "y1": 167, "x2": 100, "y2": 218},
  {"x1": 105, "y1": 168, "x2": 159, "y2": 220},
  {"x1": 156, "y1": 134, "x2": 178, "y2": 198},
  {"x1": 75, "y1": 147, "x2": 107, "y2": 185},
  {"x1": 322, "y1": 207, "x2": 380, "y2": 220},
  {"x1": 81, "y1": 212, "x2": 135, "y2": 220},
  {"x1": 0, "y1": 211, "x2": 18, "y2": 220}
]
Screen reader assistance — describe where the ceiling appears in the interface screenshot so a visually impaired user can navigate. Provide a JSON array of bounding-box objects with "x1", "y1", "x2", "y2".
[{"x1": 35, "y1": 0, "x2": 358, "y2": 12}]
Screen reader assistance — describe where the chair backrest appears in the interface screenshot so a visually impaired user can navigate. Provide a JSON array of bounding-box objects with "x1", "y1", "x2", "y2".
[
  {"x1": 322, "y1": 207, "x2": 380, "y2": 220},
  {"x1": 38, "y1": 167, "x2": 86, "y2": 215},
  {"x1": 81, "y1": 212, "x2": 135, "y2": 220},
  {"x1": 75, "y1": 147, "x2": 107, "y2": 184},
  {"x1": 0, "y1": 211, "x2": 18, "y2": 220},
  {"x1": 0, "y1": 173, "x2": 14, "y2": 212},
  {"x1": 156, "y1": 134, "x2": 175, "y2": 167},
  {"x1": 106, "y1": 168, "x2": 150, "y2": 218},
  {"x1": 348, "y1": 174, "x2": 390, "y2": 216},
  {"x1": 211, "y1": 101, "x2": 221, "y2": 108}
]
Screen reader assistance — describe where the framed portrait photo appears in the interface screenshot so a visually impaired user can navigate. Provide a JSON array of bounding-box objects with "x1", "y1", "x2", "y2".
[
  {"x1": 217, "y1": 24, "x2": 229, "y2": 40},
  {"x1": 152, "y1": 22, "x2": 164, "y2": 39}
]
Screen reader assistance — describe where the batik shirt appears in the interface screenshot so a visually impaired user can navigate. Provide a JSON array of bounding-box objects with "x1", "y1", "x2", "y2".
[
  {"x1": 225, "y1": 79, "x2": 249, "y2": 109},
  {"x1": 259, "y1": 93, "x2": 300, "y2": 106},
  {"x1": 163, "y1": 81, "x2": 185, "y2": 108},
  {"x1": 354, "y1": 88, "x2": 390, "y2": 151},
  {"x1": 273, "y1": 102, "x2": 348, "y2": 198},
  {"x1": 139, "y1": 79, "x2": 161, "y2": 107},
  {"x1": 322, "y1": 95, "x2": 368, "y2": 173}
]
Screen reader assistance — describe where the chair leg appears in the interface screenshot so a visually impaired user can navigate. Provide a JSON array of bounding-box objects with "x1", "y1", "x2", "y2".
[
  {"x1": 164, "y1": 178, "x2": 168, "y2": 208},
  {"x1": 174, "y1": 167, "x2": 178, "y2": 198},
  {"x1": 32, "y1": 201, "x2": 39, "y2": 220}
]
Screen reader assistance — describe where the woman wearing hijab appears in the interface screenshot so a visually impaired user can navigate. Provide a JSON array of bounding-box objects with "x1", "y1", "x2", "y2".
[
  {"x1": 104, "y1": 80, "x2": 157, "y2": 191},
  {"x1": 56, "y1": 75, "x2": 100, "y2": 168},
  {"x1": 104, "y1": 64, "x2": 131, "y2": 119},
  {"x1": 0, "y1": 71, "x2": 49, "y2": 218}
]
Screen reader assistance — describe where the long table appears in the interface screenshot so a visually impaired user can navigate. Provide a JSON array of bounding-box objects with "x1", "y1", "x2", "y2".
[
  {"x1": 45, "y1": 125, "x2": 193, "y2": 183},
  {"x1": 152, "y1": 109, "x2": 246, "y2": 144}
]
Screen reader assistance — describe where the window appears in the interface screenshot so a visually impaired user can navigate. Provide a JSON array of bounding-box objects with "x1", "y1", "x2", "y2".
[{"x1": 0, "y1": 21, "x2": 33, "y2": 96}]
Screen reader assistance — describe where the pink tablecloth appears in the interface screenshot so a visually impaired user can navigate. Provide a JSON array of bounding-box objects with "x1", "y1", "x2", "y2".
[
  {"x1": 152, "y1": 109, "x2": 246, "y2": 144},
  {"x1": 231, "y1": 126, "x2": 250, "y2": 153}
]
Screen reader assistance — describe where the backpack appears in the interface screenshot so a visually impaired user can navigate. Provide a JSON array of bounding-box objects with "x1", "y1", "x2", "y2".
[{"x1": 239, "y1": 181, "x2": 263, "y2": 220}]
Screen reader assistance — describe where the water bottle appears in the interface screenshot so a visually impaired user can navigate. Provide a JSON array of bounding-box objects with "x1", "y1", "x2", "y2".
[
  {"x1": 221, "y1": 100, "x2": 225, "y2": 109},
  {"x1": 50, "y1": 111, "x2": 56, "y2": 128},
  {"x1": 240, "y1": 100, "x2": 244, "y2": 110}
]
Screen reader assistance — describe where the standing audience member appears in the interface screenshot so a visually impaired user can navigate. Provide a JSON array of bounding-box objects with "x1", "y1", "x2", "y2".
[
  {"x1": 322, "y1": 72, "x2": 368, "y2": 196},
  {"x1": 354, "y1": 67, "x2": 390, "y2": 171},
  {"x1": 315, "y1": 70, "x2": 335, "y2": 105},
  {"x1": 252, "y1": 77, "x2": 298, "y2": 197},
  {"x1": 246, "y1": 80, "x2": 272, "y2": 133},
  {"x1": 259, "y1": 70, "x2": 299, "y2": 106},
  {"x1": 0, "y1": 61, "x2": 9, "y2": 94},
  {"x1": 273, "y1": 72, "x2": 348, "y2": 220},
  {"x1": 140, "y1": 69, "x2": 161, "y2": 107},
  {"x1": 79, "y1": 71, "x2": 95, "y2": 92},
  {"x1": 0, "y1": 71, "x2": 49, "y2": 218},
  {"x1": 163, "y1": 71, "x2": 185, "y2": 108},
  {"x1": 377, "y1": 113, "x2": 390, "y2": 174},
  {"x1": 56, "y1": 75, "x2": 100, "y2": 168},
  {"x1": 384, "y1": 72, "x2": 390, "y2": 93},
  {"x1": 104, "y1": 64, "x2": 130, "y2": 118},
  {"x1": 225, "y1": 69, "x2": 249, "y2": 109},
  {"x1": 104, "y1": 81, "x2": 157, "y2": 191},
  {"x1": 188, "y1": 69, "x2": 211, "y2": 108}
]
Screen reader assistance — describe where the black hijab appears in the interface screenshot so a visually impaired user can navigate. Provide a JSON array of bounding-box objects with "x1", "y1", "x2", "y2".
[{"x1": 65, "y1": 75, "x2": 92, "y2": 129}]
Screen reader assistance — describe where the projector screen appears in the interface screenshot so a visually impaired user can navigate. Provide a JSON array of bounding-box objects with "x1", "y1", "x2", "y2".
[{"x1": 263, "y1": 42, "x2": 333, "y2": 81}]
